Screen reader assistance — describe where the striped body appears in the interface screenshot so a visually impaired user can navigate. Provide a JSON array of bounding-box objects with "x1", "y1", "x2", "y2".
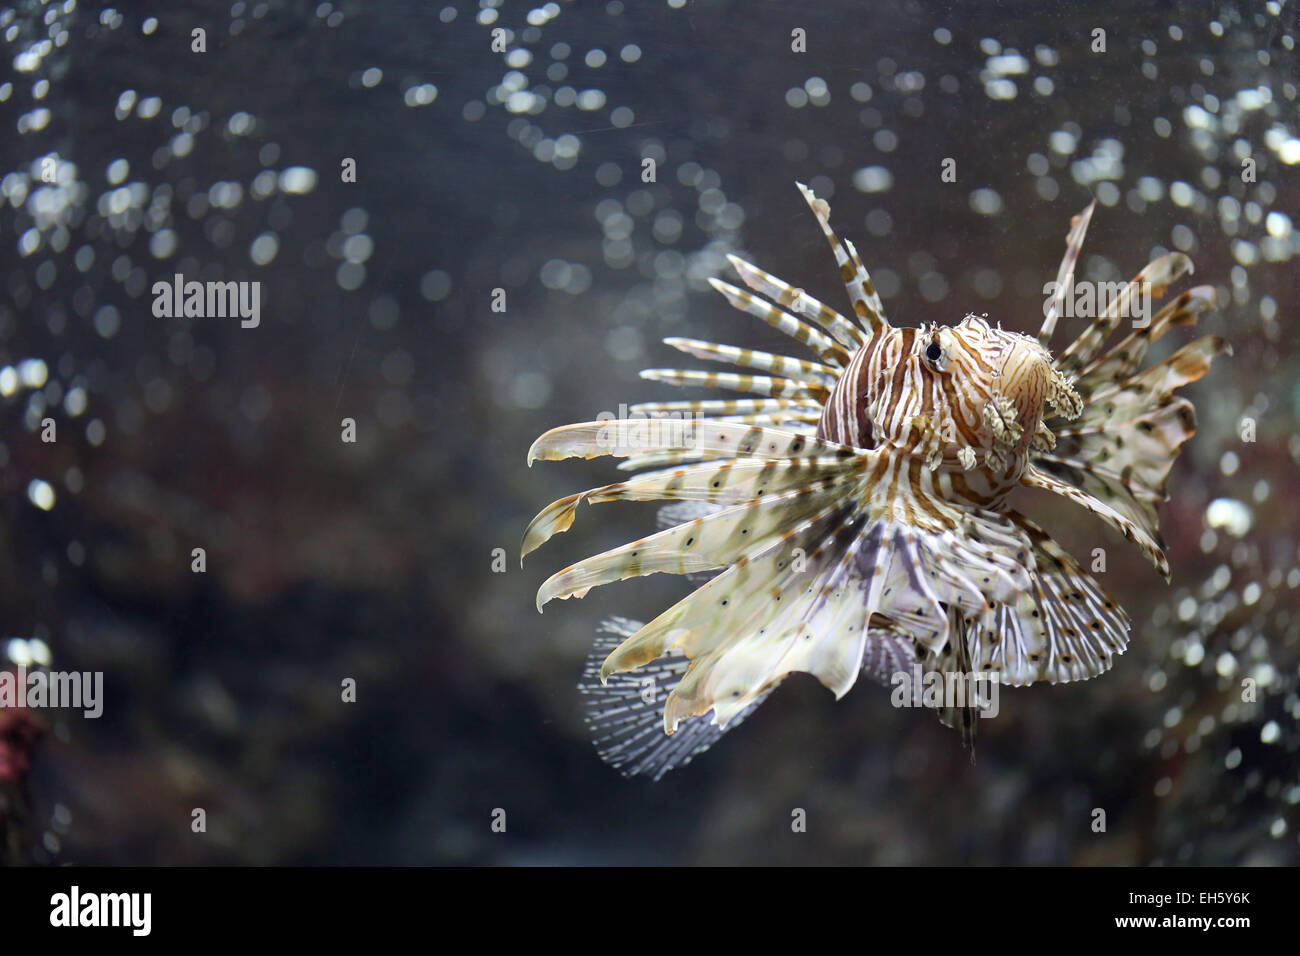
[
  {"x1": 525, "y1": 183, "x2": 1227, "y2": 777},
  {"x1": 818, "y1": 316, "x2": 1073, "y2": 511}
]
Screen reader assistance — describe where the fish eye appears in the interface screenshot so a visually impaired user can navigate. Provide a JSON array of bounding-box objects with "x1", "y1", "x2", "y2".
[{"x1": 925, "y1": 341, "x2": 943, "y2": 363}]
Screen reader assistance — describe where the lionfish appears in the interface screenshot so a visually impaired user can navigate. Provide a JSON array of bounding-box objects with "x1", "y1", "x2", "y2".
[{"x1": 524, "y1": 183, "x2": 1227, "y2": 778}]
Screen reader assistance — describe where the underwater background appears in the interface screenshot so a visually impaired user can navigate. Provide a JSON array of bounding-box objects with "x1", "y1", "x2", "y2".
[{"x1": 0, "y1": 0, "x2": 1296, "y2": 865}]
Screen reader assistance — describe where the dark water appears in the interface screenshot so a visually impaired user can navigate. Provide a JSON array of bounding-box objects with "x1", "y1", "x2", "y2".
[{"x1": 0, "y1": 0, "x2": 1296, "y2": 864}]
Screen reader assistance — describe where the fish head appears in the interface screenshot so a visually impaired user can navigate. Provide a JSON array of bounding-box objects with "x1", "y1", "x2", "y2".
[
  {"x1": 954, "y1": 314, "x2": 1056, "y2": 424},
  {"x1": 913, "y1": 314, "x2": 1079, "y2": 481}
]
